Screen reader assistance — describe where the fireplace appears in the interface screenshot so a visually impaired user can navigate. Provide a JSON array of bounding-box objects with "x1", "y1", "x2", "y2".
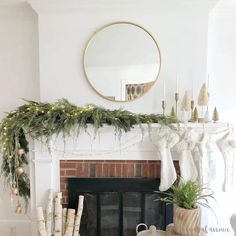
[
  {"x1": 59, "y1": 160, "x2": 179, "y2": 236},
  {"x1": 68, "y1": 178, "x2": 173, "y2": 236},
  {"x1": 31, "y1": 125, "x2": 227, "y2": 236}
]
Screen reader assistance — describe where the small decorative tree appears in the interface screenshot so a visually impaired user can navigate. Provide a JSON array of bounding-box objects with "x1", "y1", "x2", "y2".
[
  {"x1": 198, "y1": 83, "x2": 209, "y2": 122},
  {"x1": 212, "y1": 107, "x2": 219, "y2": 123},
  {"x1": 192, "y1": 107, "x2": 199, "y2": 123},
  {"x1": 181, "y1": 91, "x2": 191, "y2": 122},
  {"x1": 181, "y1": 91, "x2": 191, "y2": 112}
]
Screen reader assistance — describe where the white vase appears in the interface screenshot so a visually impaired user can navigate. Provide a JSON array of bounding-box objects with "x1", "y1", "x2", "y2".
[{"x1": 173, "y1": 205, "x2": 201, "y2": 236}]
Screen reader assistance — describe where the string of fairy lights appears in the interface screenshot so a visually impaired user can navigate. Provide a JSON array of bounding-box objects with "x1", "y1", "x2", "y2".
[{"x1": 0, "y1": 99, "x2": 176, "y2": 212}]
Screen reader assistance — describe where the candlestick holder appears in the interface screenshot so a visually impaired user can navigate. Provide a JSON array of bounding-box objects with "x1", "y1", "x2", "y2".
[
  {"x1": 162, "y1": 100, "x2": 166, "y2": 115},
  {"x1": 175, "y1": 93, "x2": 179, "y2": 118},
  {"x1": 189, "y1": 100, "x2": 194, "y2": 122}
]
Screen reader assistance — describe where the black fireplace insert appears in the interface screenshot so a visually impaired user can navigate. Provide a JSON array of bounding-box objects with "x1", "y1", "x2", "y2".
[{"x1": 68, "y1": 178, "x2": 173, "y2": 236}]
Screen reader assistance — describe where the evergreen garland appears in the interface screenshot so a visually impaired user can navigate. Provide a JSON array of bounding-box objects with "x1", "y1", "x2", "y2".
[{"x1": 0, "y1": 99, "x2": 177, "y2": 202}]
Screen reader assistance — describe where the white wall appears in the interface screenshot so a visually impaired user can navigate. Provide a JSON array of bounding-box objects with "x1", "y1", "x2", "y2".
[
  {"x1": 34, "y1": 0, "x2": 215, "y2": 114},
  {"x1": 0, "y1": 2, "x2": 39, "y2": 236},
  {"x1": 207, "y1": 1, "x2": 236, "y2": 235},
  {"x1": 208, "y1": 1, "x2": 236, "y2": 128}
]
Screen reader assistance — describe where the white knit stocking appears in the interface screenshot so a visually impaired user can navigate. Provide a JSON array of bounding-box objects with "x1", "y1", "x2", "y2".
[
  {"x1": 173, "y1": 131, "x2": 198, "y2": 182},
  {"x1": 216, "y1": 132, "x2": 236, "y2": 191},
  {"x1": 195, "y1": 132, "x2": 209, "y2": 186},
  {"x1": 151, "y1": 131, "x2": 179, "y2": 191}
]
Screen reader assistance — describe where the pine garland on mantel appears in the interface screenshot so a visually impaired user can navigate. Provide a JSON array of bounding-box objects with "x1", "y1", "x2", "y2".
[{"x1": 0, "y1": 99, "x2": 177, "y2": 202}]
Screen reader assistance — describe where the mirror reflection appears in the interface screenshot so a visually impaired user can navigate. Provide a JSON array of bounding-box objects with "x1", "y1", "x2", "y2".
[{"x1": 84, "y1": 22, "x2": 161, "y2": 102}]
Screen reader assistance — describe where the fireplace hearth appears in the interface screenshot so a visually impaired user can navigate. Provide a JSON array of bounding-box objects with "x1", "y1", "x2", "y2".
[{"x1": 68, "y1": 178, "x2": 173, "y2": 236}]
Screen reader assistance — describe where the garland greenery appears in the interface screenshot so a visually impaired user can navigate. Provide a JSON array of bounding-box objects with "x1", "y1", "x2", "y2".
[{"x1": 0, "y1": 99, "x2": 177, "y2": 202}]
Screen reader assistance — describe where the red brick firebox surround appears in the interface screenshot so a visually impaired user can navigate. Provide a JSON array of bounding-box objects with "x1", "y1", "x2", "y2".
[{"x1": 60, "y1": 160, "x2": 180, "y2": 205}]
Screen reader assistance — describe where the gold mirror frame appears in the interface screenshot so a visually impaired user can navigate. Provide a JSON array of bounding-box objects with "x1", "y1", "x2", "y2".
[{"x1": 83, "y1": 21, "x2": 162, "y2": 102}]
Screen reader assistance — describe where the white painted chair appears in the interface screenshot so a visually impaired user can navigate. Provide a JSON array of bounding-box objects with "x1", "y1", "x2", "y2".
[{"x1": 230, "y1": 214, "x2": 236, "y2": 236}]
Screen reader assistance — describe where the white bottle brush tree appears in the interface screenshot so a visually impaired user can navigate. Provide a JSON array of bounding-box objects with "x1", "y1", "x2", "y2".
[
  {"x1": 181, "y1": 91, "x2": 191, "y2": 122},
  {"x1": 198, "y1": 83, "x2": 209, "y2": 120}
]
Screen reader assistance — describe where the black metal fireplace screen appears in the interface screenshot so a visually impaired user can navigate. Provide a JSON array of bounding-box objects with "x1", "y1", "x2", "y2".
[{"x1": 68, "y1": 178, "x2": 173, "y2": 236}]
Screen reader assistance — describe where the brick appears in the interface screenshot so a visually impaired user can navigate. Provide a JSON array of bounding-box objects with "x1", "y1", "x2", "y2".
[
  {"x1": 103, "y1": 164, "x2": 109, "y2": 177},
  {"x1": 127, "y1": 164, "x2": 134, "y2": 177},
  {"x1": 77, "y1": 163, "x2": 86, "y2": 176},
  {"x1": 60, "y1": 162, "x2": 77, "y2": 169},
  {"x1": 77, "y1": 163, "x2": 83, "y2": 174},
  {"x1": 115, "y1": 164, "x2": 122, "y2": 177},
  {"x1": 149, "y1": 164, "x2": 155, "y2": 177},
  {"x1": 96, "y1": 163, "x2": 103, "y2": 177},
  {"x1": 174, "y1": 161, "x2": 180, "y2": 174},
  {"x1": 123, "y1": 164, "x2": 134, "y2": 177},
  {"x1": 142, "y1": 164, "x2": 149, "y2": 177},
  {"x1": 154, "y1": 164, "x2": 158, "y2": 177},
  {"x1": 122, "y1": 164, "x2": 127, "y2": 177},
  {"x1": 135, "y1": 164, "x2": 142, "y2": 177},
  {"x1": 62, "y1": 196, "x2": 68, "y2": 205},
  {"x1": 83, "y1": 163, "x2": 89, "y2": 177},
  {"x1": 60, "y1": 183, "x2": 66, "y2": 191},
  {"x1": 109, "y1": 164, "x2": 116, "y2": 177},
  {"x1": 90, "y1": 164, "x2": 96, "y2": 177},
  {"x1": 66, "y1": 170, "x2": 76, "y2": 176},
  {"x1": 59, "y1": 160, "x2": 178, "y2": 180},
  {"x1": 60, "y1": 177, "x2": 68, "y2": 183},
  {"x1": 62, "y1": 190, "x2": 68, "y2": 197}
]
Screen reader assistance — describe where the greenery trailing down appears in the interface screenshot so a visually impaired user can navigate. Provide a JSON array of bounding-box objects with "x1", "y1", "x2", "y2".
[
  {"x1": 0, "y1": 98, "x2": 177, "y2": 201},
  {"x1": 155, "y1": 179, "x2": 215, "y2": 210}
]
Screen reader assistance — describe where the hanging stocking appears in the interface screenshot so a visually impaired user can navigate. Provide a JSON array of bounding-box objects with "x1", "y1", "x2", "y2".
[
  {"x1": 206, "y1": 130, "x2": 229, "y2": 189},
  {"x1": 194, "y1": 132, "x2": 209, "y2": 186},
  {"x1": 216, "y1": 132, "x2": 236, "y2": 191},
  {"x1": 173, "y1": 130, "x2": 198, "y2": 182},
  {"x1": 151, "y1": 130, "x2": 179, "y2": 191}
]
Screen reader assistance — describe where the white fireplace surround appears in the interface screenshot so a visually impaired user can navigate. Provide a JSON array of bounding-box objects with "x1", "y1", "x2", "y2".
[{"x1": 29, "y1": 122, "x2": 230, "y2": 235}]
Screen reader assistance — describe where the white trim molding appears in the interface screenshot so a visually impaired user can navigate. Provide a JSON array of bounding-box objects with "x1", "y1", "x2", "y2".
[{"x1": 27, "y1": 0, "x2": 219, "y2": 14}]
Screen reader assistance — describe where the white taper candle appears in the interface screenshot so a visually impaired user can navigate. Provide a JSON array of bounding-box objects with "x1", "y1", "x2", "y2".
[
  {"x1": 191, "y1": 77, "x2": 194, "y2": 100},
  {"x1": 163, "y1": 78, "x2": 166, "y2": 100},
  {"x1": 176, "y1": 76, "x2": 179, "y2": 92}
]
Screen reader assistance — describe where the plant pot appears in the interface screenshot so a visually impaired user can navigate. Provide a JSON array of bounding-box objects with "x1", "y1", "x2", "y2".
[{"x1": 173, "y1": 205, "x2": 201, "y2": 236}]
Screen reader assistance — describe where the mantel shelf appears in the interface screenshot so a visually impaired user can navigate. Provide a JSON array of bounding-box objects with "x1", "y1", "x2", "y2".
[{"x1": 32, "y1": 121, "x2": 231, "y2": 161}]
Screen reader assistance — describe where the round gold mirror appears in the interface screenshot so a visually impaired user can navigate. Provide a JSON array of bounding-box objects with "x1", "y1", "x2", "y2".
[{"x1": 83, "y1": 22, "x2": 161, "y2": 102}]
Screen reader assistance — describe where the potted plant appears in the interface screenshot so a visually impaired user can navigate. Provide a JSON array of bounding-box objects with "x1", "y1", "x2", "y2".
[{"x1": 155, "y1": 179, "x2": 215, "y2": 236}]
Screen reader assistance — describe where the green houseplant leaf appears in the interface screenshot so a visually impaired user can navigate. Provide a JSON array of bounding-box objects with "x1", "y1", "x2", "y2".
[{"x1": 155, "y1": 178, "x2": 215, "y2": 210}]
